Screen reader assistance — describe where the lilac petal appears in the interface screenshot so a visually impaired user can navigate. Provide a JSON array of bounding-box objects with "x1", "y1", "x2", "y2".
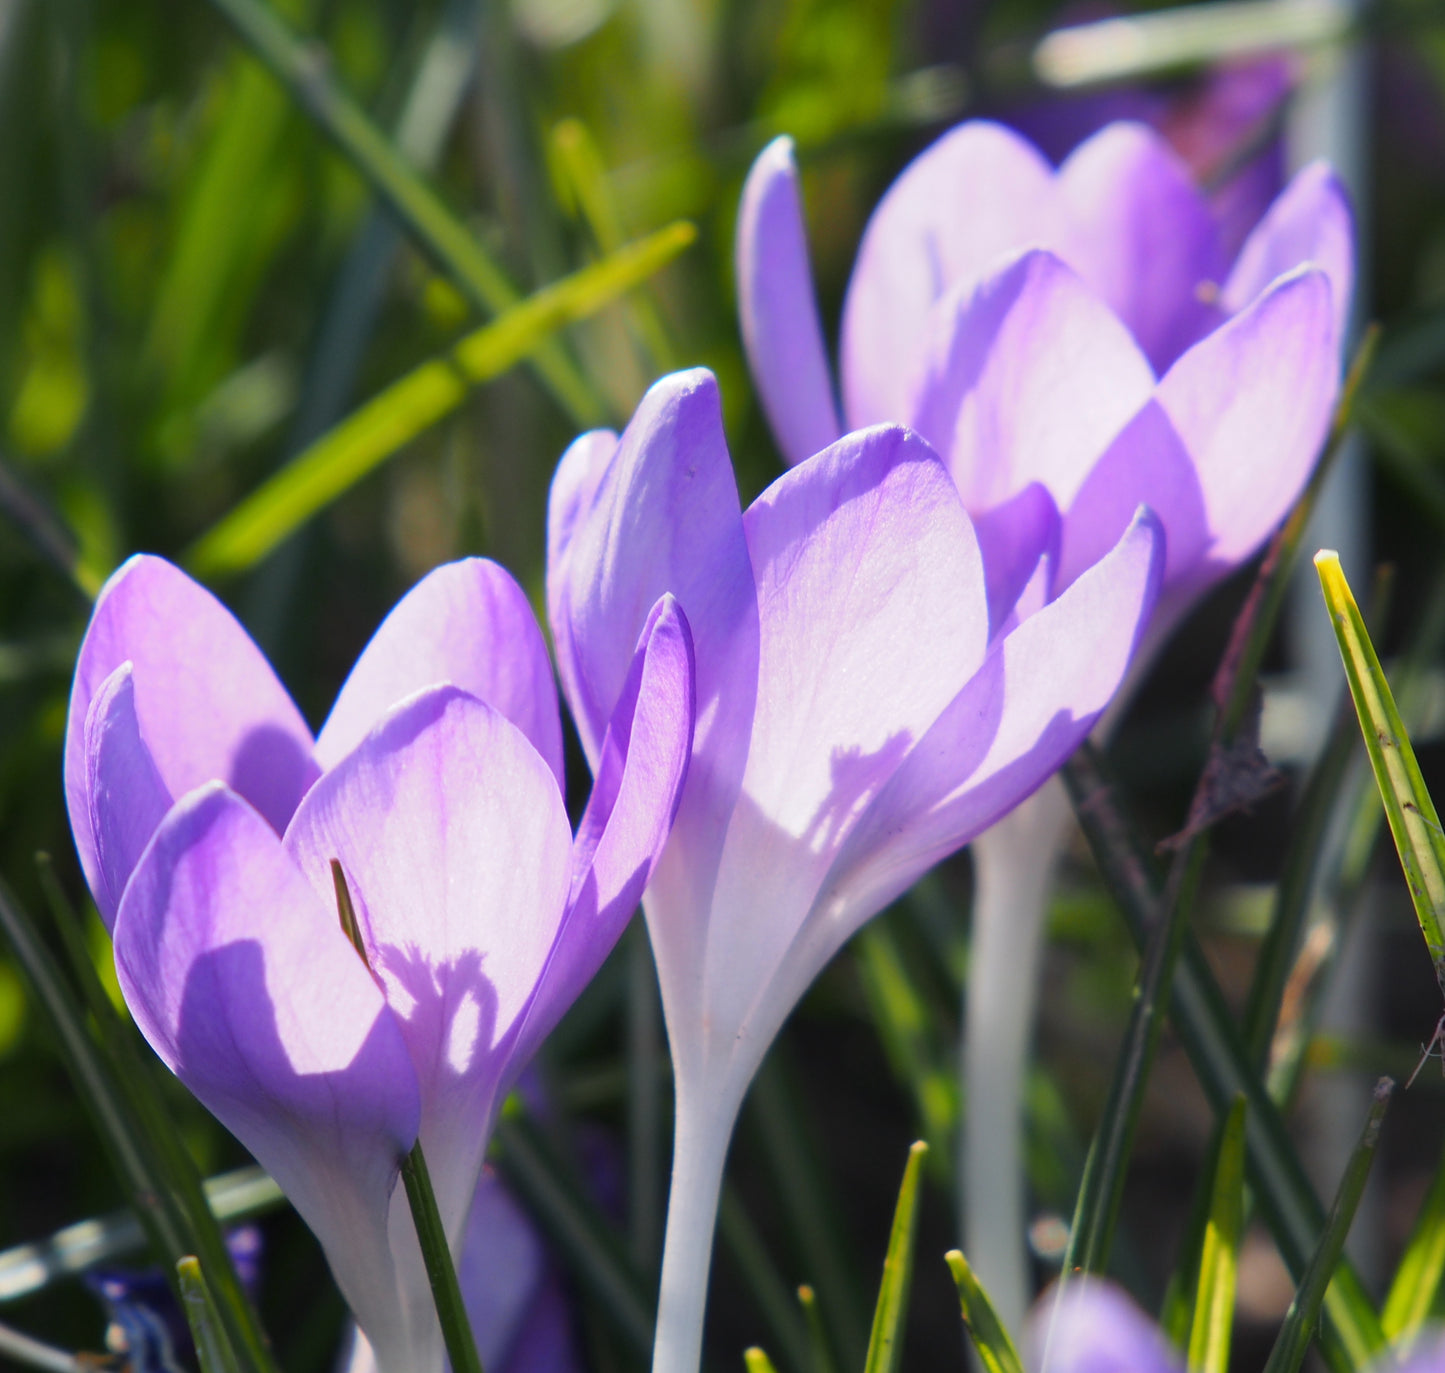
[
  {"x1": 819, "y1": 509, "x2": 1162, "y2": 928},
  {"x1": 1222, "y1": 160, "x2": 1354, "y2": 350},
  {"x1": 1159, "y1": 265, "x2": 1338, "y2": 591},
  {"x1": 112, "y1": 785, "x2": 420, "y2": 1370},
  {"x1": 515, "y1": 596, "x2": 694, "y2": 1067},
  {"x1": 546, "y1": 370, "x2": 760, "y2": 991},
  {"x1": 316, "y1": 558, "x2": 564, "y2": 789},
  {"x1": 65, "y1": 556, "x2": 318, "y2": 851},
  {"x1": 1057, "y1": 122, "x2": 1228, "y2": 371},
  {"x1": 78, "y1": 665, "x2": 172, "y2": 929},
  {"x1": 702, "y1": 426, "x2": 988, "y2": 1039},
  {"x1": 736, "y1": 137, "x2": 843, "y2": 467},
  {"x1": 1056, "y1": 399, "x2": 1209, "y2": 596},
  {"x1": 840, "y1": 122, "x2": 1061, "y2": 430},
  {"x1": 907, "y1": 251, "x2": 1154, "y2": 513},
  {"x1": 972, "y1": 483, "x2": 1060, "y2": 640},
  {"x1": 286, "y1": 686, "x2": 574, "y2": 1231},
  {"x1": 1025, "y1": 1280, "x2": 1182, "y2": 1373}
]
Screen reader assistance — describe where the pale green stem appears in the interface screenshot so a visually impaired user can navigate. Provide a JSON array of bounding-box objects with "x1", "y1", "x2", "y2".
[
  {"x1": 651, "y1": 1078, "x2": 743, "y2": 1373},
  {"x1": 962, "y1": 780, "x2": 1071, "y2": 1336}
]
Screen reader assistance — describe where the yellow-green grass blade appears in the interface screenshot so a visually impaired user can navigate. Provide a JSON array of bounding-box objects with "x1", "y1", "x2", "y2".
[
  {"x1": 186, "y1": 221, "x2": 694, "y2": 579},
  {"x1": 945, "y1": 1249, "x2": 1024, "y2": 1373},
  {"x1": 1316, "y1": 551, "x2": 1445, "y2": 998},
  {"x1": 1187, "y1": 1094, "x2": 1247, "y2": 1373},
  {"x1": 177, "y1": 1258, "x2": 245, "y2": 1373},
  {"x1": 863, "y1": 1141, "x2": 928, "y2": 1373},
  {"x1": 1382, "y1": 1133, "x2": 1445, "y2": 1348}
]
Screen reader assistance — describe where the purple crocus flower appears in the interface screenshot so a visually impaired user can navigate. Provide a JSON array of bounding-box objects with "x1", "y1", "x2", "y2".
[
  {"x1": 547, "y1": 367, "x2": 1164, "y2": 1373},
  {"x1": 737, "y1": 121, "x2": 1353, "y2": 1328},
  {"x1": 64, "y1": 556, "x2": 696, "y2": 1373}
]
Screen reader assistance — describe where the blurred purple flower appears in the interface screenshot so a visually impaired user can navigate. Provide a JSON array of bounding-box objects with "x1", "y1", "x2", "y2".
[
  {"x1": 341, "y1": 1169, "x2": 583, "y2": 1373},
  {"x1": 64, "y1": 556, "x2": 695, "y2": 1373},
  {"x1": 1025, "y1": 1281, "x2": 1183, "y2": 1373},
  {"x1": 547, "y1": 367, "x2": 1164, "y2": 1373},
  {"x1": 737, "y1": 118, "x2": 1350, "y2": 644}
]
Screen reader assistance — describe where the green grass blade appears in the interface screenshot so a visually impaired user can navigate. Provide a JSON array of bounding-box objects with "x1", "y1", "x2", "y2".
[
  {"x1": 177, "y1": 1257, "x2": 246, "y2": 1373},
  {"x1": 202, "y1": 0, "x2": 604, "y2": 426},
  {"x1": 185, "y1": 221, "x2": 695, "y2": 578},
  {"x1": 400, "y1": 1142, "x2": 484, "y2": 1373},
  {"x1": 1063, "y1": 839, "x2": 1207, "y2": 1279},
  {"x1": 744, "y1": 1349, "x2": 781, "y2": 1373},
  {"x1": 945, "y1": 1249, "x2": 1024, "y2": 1373},
  {"x1": 1383, "y1": 1134, "x2": 1445, "y2": 1346},
  {"x1": 1187, "y1": 1095, "x2": 1247, "y2": 1373},
  {"x1": 1061, "y1": 745, "x2": 1386, "y2": 1372},
  {"x1": 1262, "y1": 1081, "x2": 1393, "y2": 1373},
  {"x1": 1316, "y1": 550, "x2": 1445, "y2": 998},
  {"x1": 797, "y1": 1285, "x2": 840, "y2": 1373},
  {"x1": 863, "y1": 1141, "x2": 928, "y2": 1373}
]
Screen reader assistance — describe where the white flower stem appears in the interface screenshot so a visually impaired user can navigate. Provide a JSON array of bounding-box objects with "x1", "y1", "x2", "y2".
[
  {"x1": 961, "y1": 781, "x2": 1070, "y2": 1335},
  {"x1": 651, "y1": 1080, "x2": 740, "y2": 1373}
]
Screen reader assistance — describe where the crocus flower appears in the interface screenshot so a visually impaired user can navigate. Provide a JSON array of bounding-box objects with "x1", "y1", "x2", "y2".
[
  {"x1": 547, "y1": 367, "x2": 1164, "y2": 1373},
  {"x1": 65, "y1": 555, "x2": 696, "y2": 1373},
  {"x1": 737, "y1": 121, "x2": 1353, "y2": 1327}
]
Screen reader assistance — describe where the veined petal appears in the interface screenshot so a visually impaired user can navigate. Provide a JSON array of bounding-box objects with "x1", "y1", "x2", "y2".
[
  {"x1": 65, "y1": 556, "x2": 318, "y2": 854},
  {"x1": 1223, "y1": 160, "x2": 1354, "y2": 350},
  {"x1": 1057, "y1": 399, "x2": 1209, "y2": 596},
  {"x1": 286, "y1": 686, "x2": 574, "y2": 1232},
  {"x1": 971, "y1": 483, "x2": 1060, "y2": 641},
  {"x1": 1057, "y1": 122, "x2": 1227, "y2": 371},
  {"x1": 908, "y1": 250, "x2": 1155, "y2": 513},
  {"x1": 737, "y1": 137, "x2": 843, "y2": 466},
  {"x1": 79, "y1": 665, "x2": 172, "y2": 928},
  {"x1": 702, "y1": 426, "x2": 987, "y2": 1046},
  {"x1": 816, "y1": 508, "x2": 1162, "y2": 931},
  {"x1": 112, "y1": 785, "x2": 420, "y2": 1371},
  {"x1": 515, "y1": 596, "x2": 695, "y2": 1068},
  {"x1": 1159, "y1": 265, "x2": 1337, "y2": 591},
  {"x1": 841, "y1": 121, "x2": 1061, "y2": 430},
  {"x1": 546, "y1": 370, "x2": 760, "y2": 1009},
  {"x1": 316, "y1": 558, "x2": 564, "y2": 789}
]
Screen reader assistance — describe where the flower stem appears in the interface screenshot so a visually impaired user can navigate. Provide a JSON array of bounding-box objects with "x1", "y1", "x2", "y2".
[
  {"x1": 962, "y1": 782, "x2": 1070, "y2": 1335},
  {"x1": 652, "y1": 1087, "x2": 739, "y2": 1373},
  {"x1": 400, "y1": 1141, "x2": 484, "y2": 1373}
]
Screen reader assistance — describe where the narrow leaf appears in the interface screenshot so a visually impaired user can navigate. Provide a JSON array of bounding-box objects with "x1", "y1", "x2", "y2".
[
  {"x1": 400, "y1": 1142, "x2": 484, "y2": 1373},
  {"x1": 797, "y1": 1285, "x2": 841, "y2": 1373},
  {"x1": 1382, "y1": 1134, "x2": 1445, "y2": 1347},
  {"x1": 1261, "y1": 1080, "x2": 1394, "y2": 1373},
  {"x1": 1187, "y1": 1095, "x2": 1247, "y2": 1373},
  {"x1": 203, "y1": 0, "x2": 605, "y2": 426},
  {"x1": 1063, "y1": 840, "x2": 1208, "y2": 1278},
  {"x1": 185, "y1": 221, "x2": 695, "y2": 579},
  {"x1": 718, "y1": 1188, "x2": 814, "y2": 1373},
  {"x1": 177, "y1": 1257, "x2": 245, "y2": 1373},
  {"x1": 945, "y1": 1249, "x2": 1024, "y2": 1373},
  {"x1": 1061, "y1": 745, "x2": 1387, "y2": 1372},
  {"x1": 863, "y1": 1141, "x2": 928, "y2": 1373},
  {"x1": 744, "y1": 1350, "x2": 781, "y2": 1373},
  {"x1": 1316, "y1": 550, "x2": 1445, "y2": 999}
]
